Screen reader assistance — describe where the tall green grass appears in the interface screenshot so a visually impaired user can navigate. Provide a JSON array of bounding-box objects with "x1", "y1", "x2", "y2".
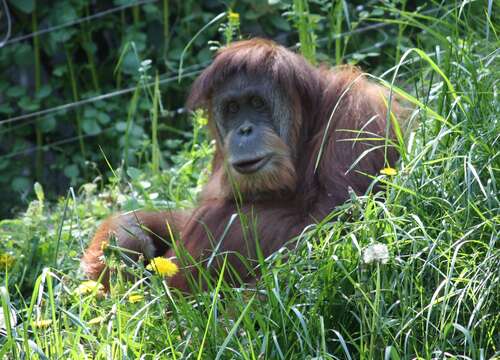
[{"x1": 0, "y1": 2, "x2": 498, "y2": 359}]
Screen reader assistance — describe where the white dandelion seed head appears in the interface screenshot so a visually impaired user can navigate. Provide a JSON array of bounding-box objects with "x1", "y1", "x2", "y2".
[
  {"x1": 362, "y1": 243, "x2": 390, "y2": 265},
  {"x1": 0, "y1": 306, "x2": 17, "y2": 330}
]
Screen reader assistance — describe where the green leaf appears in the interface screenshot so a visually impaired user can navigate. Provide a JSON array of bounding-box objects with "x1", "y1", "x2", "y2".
[
  {"x1": 50, "y1": 28, "x2": 77, "y2": 44},
  {"x1": 83, "y1": 107, "x2": 98, "y2": 118},
  {"x1": 36, "y1": 85, "x2": 52, "y2": 100},
  {"x1": 82, "y1": 42, "x2": 97, "y2": 54},
  {"x1": 113, "y1": 0, "x2": 136, "y2": 5},
  {"x1": 18, "y1": 97, "x2": 39, "y2": 111},
  {"x1": 13, "y1": 43, "x2": 32, "y2": 66},
  {"x1": 8, "y1": 0, "x2": 35, "y2": 14},
  {"x1": 115, "y1": 122, "x2": 127, "y2": 132},
  {"x1": 12, "y1": 177, "x2": 31, "y2": 192},
  {"x1": 6, "y1": 86, "x2": 25, "y2": 98},
  {"x1": 0, "y1": 104, "x2": 13, "y2": 114},
  {"x1": 0, "y1": 159, "x2": 9, "y2": 171},
  {"x1": 39, "y1": 116, "x2": 56, "y2": 133},
  {"x1": 269, "y1": 15, "x2": 291, "y2": 31},
  {"x1": 245, "y1": 10, "x2": 260, "y2": 20},
  {"x1": 121, "y1": 51, "x2": 140, "y2": 75},
  {"x1": 58, "y1": 3, "x2": 77, "y2": 23},
  {"x1": 64, "y1": 164, "x2": 79, "y2": 179},
  {"x1": 53, "y1": 66, "x2": 67, "y2": 77},
  {"x1": 97, "y1": 112, "x2": 111, "y2": 125},
  {"x1": 126, "y1": 167, "x2": 142, "y2": 181},
  {"x1": 131, "y1": 124, "x2": 143, "y2": 137},
  {"x1": 82, "y1": 118, "x2": 101, "y2": 135},
  {"x1": 34, "y1": 182, "x2": 44, "y2": 202}
]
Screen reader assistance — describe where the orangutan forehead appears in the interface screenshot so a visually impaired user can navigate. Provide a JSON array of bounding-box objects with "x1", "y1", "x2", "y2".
[
  {"x1": 214, "y1": 74, "x2": 273, "y2": 95},
  {"x1": 212, "y1": 74, "x2": 291, "y2": 106}
]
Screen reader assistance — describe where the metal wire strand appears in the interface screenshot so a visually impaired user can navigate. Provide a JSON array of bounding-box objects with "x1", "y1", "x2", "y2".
[
  {"x1": 0, "y1": 0, "x2": 12, "y2": 48},
  {"x1": 0, "y1": 65, "x2": 206, "y2": 127},
  {"x1": 1, "y1": 0, "x2": 158, "y2": 47}
]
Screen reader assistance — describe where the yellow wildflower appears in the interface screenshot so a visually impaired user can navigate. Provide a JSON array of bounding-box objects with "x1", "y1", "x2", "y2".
[
  {"x1": 74, "y1": 280, "x2": 105, "y2": 296},
  {"x1": 128, "y1": 294, "x2": 144, "y2": 303},
  {"x1": 228, "y1": 11, "x2": 240, "y2": 22},
  {"x1": 380, "y1": 167, "x2": 397, "y2": 176},
  {"x1": 146, "y1": 257, "x2": 179, "y2": 277},
  {"x1": 88, "y1": 316, "x2": 105, "y2": 326},
  {"x1": 33, "y1": 319, "x2": 52, "y2": 328},
  {"x1": 100, "y1": 241, "x2": 109, "y2": 251},
  {"x1": 0, "y1": 253, "x2": 15, "y2": 269}
]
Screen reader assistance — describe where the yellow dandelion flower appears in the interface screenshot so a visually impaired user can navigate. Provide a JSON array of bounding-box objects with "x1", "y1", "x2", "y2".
[
  {"x1": 74, "y1": 280, "x2": 105, "y2": 296},
  {"x1": 0, "y1": 253, "x2": 15, "y2": 268},
  {"x1": 228, "y1": 11, "x2": 240, "y2": 22},
  {"x1": 146, "y1": 257, "x2": 179, "y2": 277},
  {"x1": 88, "y1": 316, "x2": 105, "y2": 326},
  {"x1": 380, "y1": 167, "x2": 397, "y2": 176},
  {"x1": 33, "y1": 319, "x2": 52, "y2": 328},
  {"x1": 100, "y1": 241, "x2": 109, "y2": 252},
  {"x1": 128, "y1": 294, "x2": 144, "y2": 303}
]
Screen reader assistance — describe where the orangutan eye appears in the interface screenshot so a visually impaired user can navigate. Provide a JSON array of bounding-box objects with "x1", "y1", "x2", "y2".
[
  {"x1": 227, "y1": 101, "x2": 239, "y2": 114},
  {"x1": 250, "y1": 96, "x2": 265, "y2": 109}
]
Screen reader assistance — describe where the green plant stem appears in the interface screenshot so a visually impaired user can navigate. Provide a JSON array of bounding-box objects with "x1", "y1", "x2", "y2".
[
  {"x1": 333, "y1": 0, "x2": 343, "y2": 65},
  {"x1": 123, "y1": 86, "x2": 140, "y2": 168},
  {"x1": 151, "y1": 74, "x2": 160, "y2": 175},
  {"x1": 163, "y1": 0, "x2": 170, "y2": 52},
  {"x1": 65, "y1": 47, "x2": 87, "y2": 161},
  {"x1": 32, "y1": 11, "x2": 43, "y2": 182},
  {"x1": 133, "y1": 4, "x2": 140, "y2": 25},
  {"x1": 82, "y1": 5, "x2": 100, "y2": 92},
  {"x1": 369, "y1": 264, "x2": 382, "y2": 359},
  {"x1": 293, "y1": 0, "x2": 316, "y2": 64},
  {"x1": 395, "y1": 0, "x2": 408, "y2": 63}
]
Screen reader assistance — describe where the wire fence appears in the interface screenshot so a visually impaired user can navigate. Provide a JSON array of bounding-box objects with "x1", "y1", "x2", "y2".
[
  {"x1": 0, "y1": 64, "x2": 206, "y2": 127},
  {"x1": 2, "y1": 126, "x2": 115, "y2": 160},
  {"x1": 0, "y1": 66, "x2": 205, "y2": 161},
  {"x1": 0, "y1": 0, "x2": 193, "y2": 162},
  {"x1": 0, "y1": 0, "x2": 12, "y2": 48},
  {"x1": 0, "y1": 0, "x2": 159, "y2": 48}
]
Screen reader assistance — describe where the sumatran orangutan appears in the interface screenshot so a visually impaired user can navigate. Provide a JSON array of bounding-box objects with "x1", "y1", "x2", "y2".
[{"x1": 82, "y1": 38, "x2": 401, "y2": 292}]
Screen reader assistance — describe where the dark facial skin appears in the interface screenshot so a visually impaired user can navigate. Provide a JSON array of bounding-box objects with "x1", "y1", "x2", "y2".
[{"x1": 212, "y1": 75, "x2": 292, "y2": 175}]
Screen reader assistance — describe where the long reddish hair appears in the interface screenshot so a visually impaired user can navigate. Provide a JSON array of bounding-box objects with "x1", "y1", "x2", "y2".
[{"x1": 162, "y1": 38, "x2": 402, "y2": 290}]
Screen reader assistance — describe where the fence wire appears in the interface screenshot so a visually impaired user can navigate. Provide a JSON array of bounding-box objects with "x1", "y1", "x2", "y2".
[
  {"x1": 2, "y1": 126, "x2": 115, "y2": 160},
  {"x1": 0, "y1": 0, "x2": 158, "y2": 48},
  {"x1": 0, "y1": 0, "x2": 12, "y2": 47},
  {"x1": 0, "y1": 64, "x2": 207, "y2": 126}
]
